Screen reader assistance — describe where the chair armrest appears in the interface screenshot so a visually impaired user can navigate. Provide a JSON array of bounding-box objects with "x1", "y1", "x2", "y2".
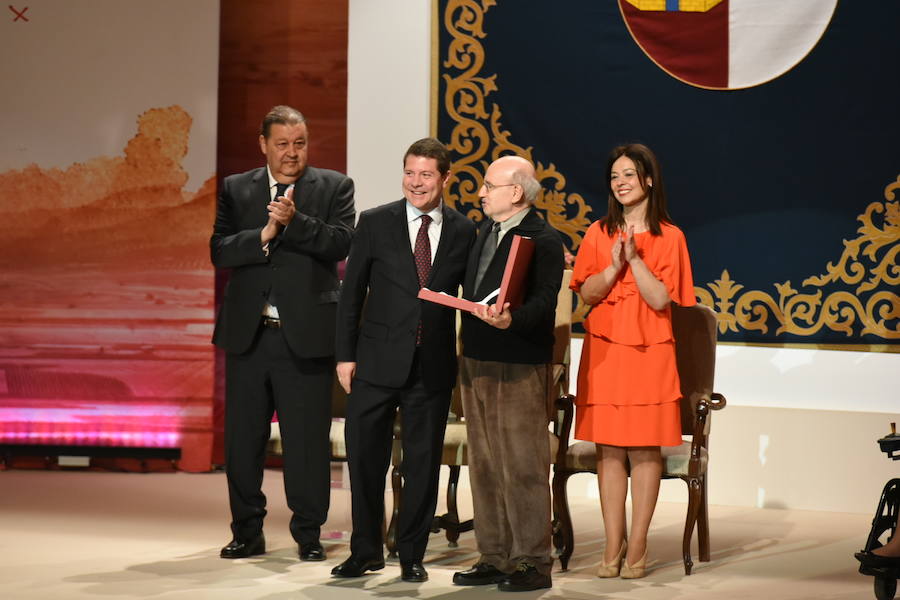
[
  {"x1": 690, "y1": 392, "x2": 727, "y2": 437},
  {"x1": 686, "y1": 392, "x2": 726, "y2": 477},
  {"x1": 709, "y1": 392, "x2": 727, "y2": 410}
]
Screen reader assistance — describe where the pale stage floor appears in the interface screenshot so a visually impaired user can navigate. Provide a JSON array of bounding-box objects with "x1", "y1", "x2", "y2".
[{"x1": 0, "y1": 466, "x2": 877, "y2": 600}]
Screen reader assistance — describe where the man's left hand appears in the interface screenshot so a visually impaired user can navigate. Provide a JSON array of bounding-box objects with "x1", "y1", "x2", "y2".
[
  {"x1": 269, "y1": 186, "x2": 297, "y2": 226},
  {"x1": 473, "y1": 302, "x2": 512, "y2": 330}
]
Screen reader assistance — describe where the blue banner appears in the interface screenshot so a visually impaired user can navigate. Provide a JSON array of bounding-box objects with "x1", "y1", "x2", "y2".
[{"x1": 435, "y1": 0, "x2": 899, "y2": 347}]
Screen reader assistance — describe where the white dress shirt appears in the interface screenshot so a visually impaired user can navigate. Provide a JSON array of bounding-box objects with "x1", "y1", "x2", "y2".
[{"x1": 405, "y1": 201, "x2": 444, "y2": 263}]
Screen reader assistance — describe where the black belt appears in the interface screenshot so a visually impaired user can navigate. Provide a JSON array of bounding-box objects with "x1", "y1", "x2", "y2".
[{"x1": 261, "y1": 316, "x2": 282, "y2": 329}]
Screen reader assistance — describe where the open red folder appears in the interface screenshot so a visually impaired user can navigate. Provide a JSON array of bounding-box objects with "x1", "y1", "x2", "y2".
[{"x1": 418, "y1": 234, "x2": 535, "y2": 314}]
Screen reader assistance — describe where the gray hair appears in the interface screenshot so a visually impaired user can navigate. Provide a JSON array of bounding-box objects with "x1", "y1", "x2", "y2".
[{"x1": 511, "y1": 169, "x2": 541, "y2": 204}]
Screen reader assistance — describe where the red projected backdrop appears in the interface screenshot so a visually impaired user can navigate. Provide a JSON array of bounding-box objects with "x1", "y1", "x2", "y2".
[
  {"x1": 0, "y1": 1, "x2": 220, "y2": 471},
  {"x1": 0, "y1": 0, "x2": 348, "y2": 470},
  {"x1": 0, "y1": 107, "x2": 216, "y2": 471}
]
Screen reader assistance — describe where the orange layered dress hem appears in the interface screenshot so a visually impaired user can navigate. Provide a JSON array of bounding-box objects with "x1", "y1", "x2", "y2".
[{"x1": 575, "y1": 400, "x2": 683, "y2": 447}]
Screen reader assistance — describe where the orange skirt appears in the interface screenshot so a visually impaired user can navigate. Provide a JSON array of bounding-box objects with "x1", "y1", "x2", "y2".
[
  {"x1": 574, "y1": 401, "x2": 682, "y2": 447},
  {"x1": 575, "y1": 333, "x2": 682, "y2": 447}
]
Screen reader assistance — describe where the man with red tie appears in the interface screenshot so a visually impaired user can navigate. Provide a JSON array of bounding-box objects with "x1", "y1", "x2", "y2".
[{"x1": 333, "y1": 138, "x2": 475, "y2": 582}]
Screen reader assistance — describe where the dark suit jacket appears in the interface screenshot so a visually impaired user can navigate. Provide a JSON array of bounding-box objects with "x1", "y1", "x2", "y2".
[
  {"x1": 461, "y1": 209, "x2": 564, "y2": 364},
  {"x1": 211, "y1": 165, "x2": 356, "y2": 358},
  {"x1": 335, "y1": 200, "x2": 476, "y2": 391}
]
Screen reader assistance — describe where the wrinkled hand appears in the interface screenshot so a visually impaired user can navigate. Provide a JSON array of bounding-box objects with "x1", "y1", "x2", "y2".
[
  {"x1": 268, "y1": 185, "x2": 297, "y2": 227},
  {"x1": 473, "y1": 302, "x2": 512, "y2": 330},
  {"x1": 336, "y1": 361, "x2": 356, "y2": 394}
]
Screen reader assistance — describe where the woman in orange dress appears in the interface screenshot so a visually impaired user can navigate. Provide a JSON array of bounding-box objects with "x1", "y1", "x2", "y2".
[{"x1": 571, "y1": 143, "x2": 695, "y2": 579}]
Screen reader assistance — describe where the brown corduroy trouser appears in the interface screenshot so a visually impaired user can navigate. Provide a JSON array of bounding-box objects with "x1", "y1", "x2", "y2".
[{"x1": 460, "y1": 356, "x2": 553, "y2": 575}]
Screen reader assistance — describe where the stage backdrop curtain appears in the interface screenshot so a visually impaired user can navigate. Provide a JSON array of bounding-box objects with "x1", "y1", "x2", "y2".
[
  {"x1": 0, "y1": 0, "x2": 350, "y2": 470},
  {"x1": 434, "y1": 0, "x2": 898, "y2": 349},
  {"x1": 0, "y1": 1, "x2": 220, "y2": 470}
]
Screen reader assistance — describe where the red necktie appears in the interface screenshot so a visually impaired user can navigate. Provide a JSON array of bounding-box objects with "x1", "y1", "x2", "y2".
[
  {"x1": 414, "y1": 215, "x2": 432, "y2": 345},
  {"x1": 414, "y1": 215, "x2": 432, "y2": 286}
]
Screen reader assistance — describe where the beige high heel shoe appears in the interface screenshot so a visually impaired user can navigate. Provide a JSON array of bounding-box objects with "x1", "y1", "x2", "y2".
[
  {"x1": 597, "y1": 541, "x2": 627, "y2": 578},
  {"x1": 620, "y1": 549, "x2": 648, "y2": 579}
]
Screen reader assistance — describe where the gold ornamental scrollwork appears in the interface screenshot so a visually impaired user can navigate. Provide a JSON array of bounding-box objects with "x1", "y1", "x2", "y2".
[
  {"x1": 439, "y1": 0, "x2": 593, "y2": 246},
  {"x1": 696, "y1": 176, "x2": 900, "y2": 340},
  {"x1": 438, "y1": 1, "x2": 898, "y2": 344}
]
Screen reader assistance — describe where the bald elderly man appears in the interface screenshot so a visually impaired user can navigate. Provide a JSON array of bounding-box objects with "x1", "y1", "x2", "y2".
[{"x1": 452, "y1": 156, "x2": 564, "y2": 592}]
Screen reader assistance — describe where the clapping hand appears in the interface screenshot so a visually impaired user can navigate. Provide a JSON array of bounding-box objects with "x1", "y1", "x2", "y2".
[
  {"x1": 611, "y1": 225, "x2": 638, "y2": 271},
  {"x1": 610, "y1": 229, "x2": 625, "y2": 271},
  {"x1": 269, "y1": 185, "x2": 297, "y2": 227},
  {"x1": 621, "y1": 224, "x2": 638, "y2": 263}
]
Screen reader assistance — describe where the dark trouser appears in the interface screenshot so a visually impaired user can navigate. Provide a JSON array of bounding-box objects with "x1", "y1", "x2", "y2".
[
  {"x1": 345, "y1": 352, "x2": 451, "y2": 562},
  {"x1": 224, "y1": 325, "x2": 333, "y2": 546},
  {"x1": 460, "y1": 356, "x2": 553, "y2": 575}
]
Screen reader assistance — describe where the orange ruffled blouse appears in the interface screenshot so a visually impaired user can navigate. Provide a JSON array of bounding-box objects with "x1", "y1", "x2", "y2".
[{"x1": 570, "y1": 221, "x2": 695, "y2": 446}]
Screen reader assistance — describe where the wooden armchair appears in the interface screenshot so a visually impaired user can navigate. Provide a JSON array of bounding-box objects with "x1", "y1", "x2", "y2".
[
  {"x1": 551, "y1": 303, "x2": 727, "y2": 575},
  {"x1": 385, "y1": 269, "x2": 574, "y2": 556}
]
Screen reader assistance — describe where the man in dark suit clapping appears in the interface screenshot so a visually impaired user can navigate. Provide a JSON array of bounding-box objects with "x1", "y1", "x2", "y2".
[
  {"x1": 211, "y1": 105, "x2": 355, "y2": 562},
  {"x1": 332, "y1": 137, "x2": 475, "y2": 582}
]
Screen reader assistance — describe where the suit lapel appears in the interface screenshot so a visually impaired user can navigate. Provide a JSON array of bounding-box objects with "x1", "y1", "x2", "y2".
[
  {"x1": 291, "y1": 167, "x2": 318, "y2": 214},
  {"x1": 389, "y1": 202, "x2": 420, "y2": 288},
  {"x1": 252, "y1": 168, "x2": 269, "y2": 213}
]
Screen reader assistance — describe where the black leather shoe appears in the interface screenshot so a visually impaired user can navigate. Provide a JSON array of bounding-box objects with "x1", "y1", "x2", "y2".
[
  {"x1": 331, "y1": 555, "x2": 386, "y2": 577},
  {"x1": 299, "y1": 541, "x2": 326, "y2": 561},
  {"x1": 400, "y1": 561, "x2": 428, "y2": 582},
  {"x1": 452, "y1": 562, "x2": 508, "y2": 585},
  {"x1": 498, "y1": 563, "x2": 551, "y2": 592},
  {"x1": 220, "y1": 534, "x2": 265, "y2": 559}
]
